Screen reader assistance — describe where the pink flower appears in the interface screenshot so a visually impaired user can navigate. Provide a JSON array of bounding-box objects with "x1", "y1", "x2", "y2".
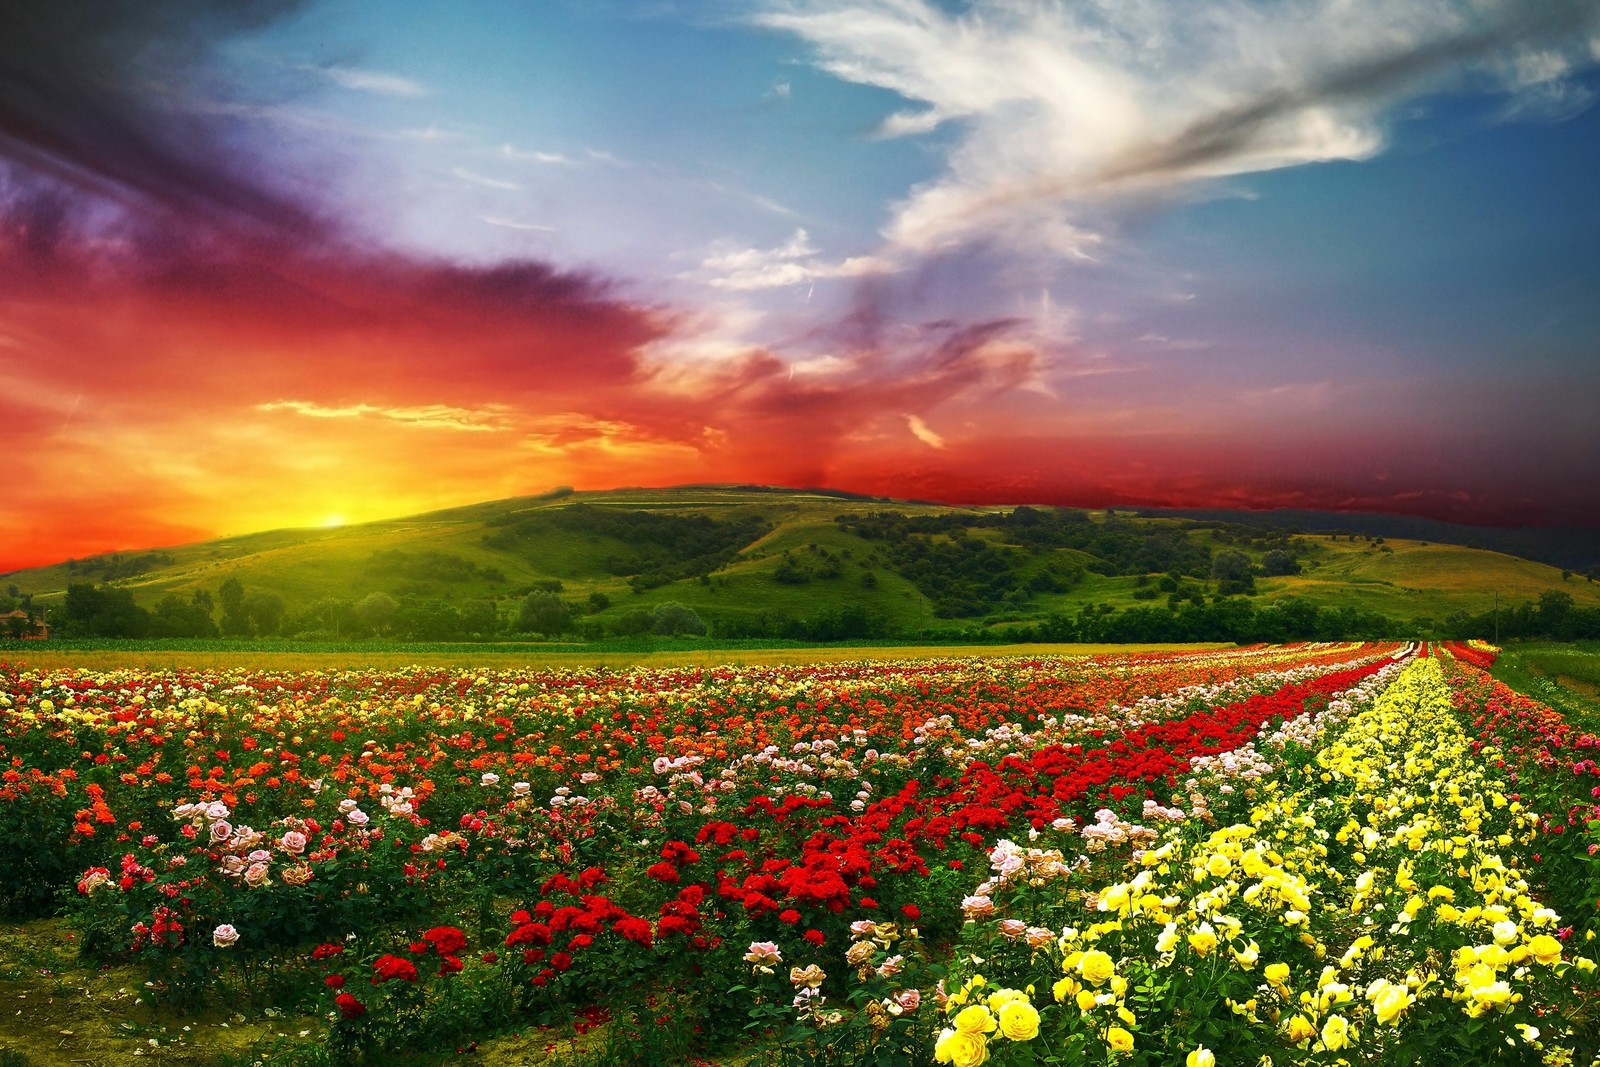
[
  {"x1": 213, "y1": 924, "x2": 240, "y2": 948},
  {"x1": 280, "y1": 830, "x2": 308, "y2": 855}
]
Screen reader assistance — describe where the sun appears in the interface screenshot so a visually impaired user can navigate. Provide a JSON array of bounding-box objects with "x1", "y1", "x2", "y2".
[{"x1": 322, "y1": 514, "x2": 346, "y2": 528}]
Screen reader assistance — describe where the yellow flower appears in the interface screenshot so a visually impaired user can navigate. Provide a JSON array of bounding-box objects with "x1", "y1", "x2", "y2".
[
  {"x1": 1320, "y1": 1014, "x2": 1352, "y2": 1051},
  {"x1": 1053, "y1": 976, "x2": 1079, "y2": 1003},
  {"x1": 1187, "y1": 924, "x2": 1217, "y2": 956},
  {"x1": 934, "y1": 1027, "x2": 989, "y2": 1067},
  {"x1": 996, "y1": 999, "x2": 1040, "y2": 1041},
  {"x1": 986, "y1": 988, "x2": 1027, "y2": 1013},
  {"x1": 1368, "y1": 979, "x2": 1415, "y2": 1025},
  {"x1": 1105, "y1": 1025, "x2": 1135, "y2": 1053},
  {"x1": 1206, "y1": 853, "x2": 1233, "y2": 878},
  {"x1": 1528, "y1": 934, "x2": 1562, "y2": 966},
  {"x1": 1264, "y1": 962, "x2": 1290, "y2": 986},
  {"x1": 1079, "y1": 950, "x2": 1116, "y2": 986},
  {"x1": 1285, "y1": 1015, "x2": 1317, "y2": 1043},
  {"x1": 1186, "y1": 1048, "x2": 1216, "y2": 1067},
  {"x1": 953, "y1": 1005, "x2": 997, "y2": 1035},
  {"x1": 1076, "y1": 989, "x2": 1098, "y2": 1012}
]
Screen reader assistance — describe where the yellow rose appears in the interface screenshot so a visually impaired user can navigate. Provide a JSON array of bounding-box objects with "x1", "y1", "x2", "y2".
[
  {"x1": 1186, "y1": 1048, "x2": 1216, "y2": 1067},
  {"x1": 1369, "y1": 980, "x2": 1414, "y2": 1025},
  {"x1": 1053, "y1": 976, "x2": 1079, "y2": 1003},
  {"x1": 1078, "y1": 950, "x2": 1116, "y2": 986},
  {"x1": 1528, "y1": 934, "x2": 1562, "y2": 966},
  {"x1": 1105, "y1": 1025, "x2": 1135, "y2": 1053},
  {"x1": 1206, "y1": 853, "x2": 1233, "y2": 878},
  {"x1": 1188, "y1": 925, "x2": 1217, "y2": 956},
  {"x1": 1286, "y1": 1015, "x2": 1317, "y2": 1043},
  {"x1": 997, "y1": 999, "x2": 1040, "y2": 1041},
  {"x1": 953, "y1": 1005, "x2": 997, "y2": 1034},
  {"x1": 1076, "y1": 989, "x2": 1098, "y2": 1012},
  {"x1": 1264, "y1": 962, "x2": 1291, "y2": 985},
  {"x1": 1321, "y1": 1014, "x2": 1352, "y2": 1051},
  {"x1": 934, "y1": 1027, "x2": 990, "y2": 1067},
  {"x1": 987, "y1": 988, "x2": 1027, "y2": 1013}
]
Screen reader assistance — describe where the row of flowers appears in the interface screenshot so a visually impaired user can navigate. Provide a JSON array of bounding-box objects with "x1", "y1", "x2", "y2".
[
  {"x1": 916, "y1": 658, "x2": 1599, "y2": 1065},
  {"x1": 3, "y1": 644, "x2": 1412, "y2": 1056}
]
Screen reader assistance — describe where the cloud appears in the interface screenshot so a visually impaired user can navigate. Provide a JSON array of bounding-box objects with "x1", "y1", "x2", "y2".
[
  {"x1": 0, "y1": 0, "x2": 322, "y2": 235},
  {"x1": 759, "y1": 0, "x2": 1600, "y2": 255},
  {"x1": 314, "y1": 65, "x2": 430, "y2": 98},
  {"x1": 905, "y1": 413, "x2": 945, "y2": 449},
  {"x1": 258, "y1": 400, "x2": 513, "y2": 431},
  {"x1": 480, "y1": 215, "x2": 555, "y2": 232},
  {"x1": 452, "y1": 167, "x2": 520, "y2": 190},
  {"x1": 501, "y1": 143, "x2": 578, "y2": 165},
  {"x1": 699, "y1": 228, "x2": 894, "y2": 289}
]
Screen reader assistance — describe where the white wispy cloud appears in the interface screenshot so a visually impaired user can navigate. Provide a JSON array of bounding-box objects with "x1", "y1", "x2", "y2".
[
  {"x1": 757, "y1": 0, "x2": 1600, "y2": 256},
  {"x1": 905, "y1": 414, "x2": 946, "y2": 449},
  {"x1": 500, "y1": 143, "x2": 578, "y2": 165},
  {"x1": 451, "y1": 167, "x2": 520, "y2": 190},
  {"x1": 699, "y1": 228, "x2": 893, "y2": 290},
  {"x1": 480, "y1": 216, "x2": 555, "y2": 232},
  {"x1": 258, "y1": 400, "x2": 511, "y2": 432},
  {"x1": 313, "y1": 65, "x2": 430, "y2": 98}
]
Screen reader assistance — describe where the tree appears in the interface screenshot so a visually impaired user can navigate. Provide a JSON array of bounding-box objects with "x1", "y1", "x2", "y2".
[
  {"x1": 1211, "y1": 550, "x2": 1256, "y2": 596},
  {"x1": 243, "y1": 592, "x2": 286, "y2": 637},
  {"x1": 459, "y1": 599, "x2": 501, "y2": 638},
  {"x1": 651, "y1": 601, "x2": 708, "y2": 637},
  {"x1": 62, "y1": 583, "x2": 149, "y2": 637},
  {"x1": 218, "y1": 577, "x2": 248, "y2": 636},
  {"x1": 355, "y1": 592, "x2": 399, "y2": 636},
  {"x1": 1260, "y1": 550, "x2": 1302, "y2": 577},
  {"x1": 150, "y1": 594, "x2": 218, "y2": 637},
  {"x1": 516, "y1": 591, "x2": 569, "y2": 635},
  {"x1": 587, "y1": 591, "x2": 612, "y2": 614}
]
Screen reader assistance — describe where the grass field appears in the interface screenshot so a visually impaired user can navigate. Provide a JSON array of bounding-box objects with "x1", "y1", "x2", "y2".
[
  {"x1": 1490, "y1": 641, "x2": 1600, "y2": 727},
  {"x1": 6, "y1": 486, "x2": 1594, "y2": 638}
]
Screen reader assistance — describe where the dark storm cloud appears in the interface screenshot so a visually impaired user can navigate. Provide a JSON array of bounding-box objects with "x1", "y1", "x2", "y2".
[{"x1": 0, "y1": 0, "x2": 318, "y2": 233}]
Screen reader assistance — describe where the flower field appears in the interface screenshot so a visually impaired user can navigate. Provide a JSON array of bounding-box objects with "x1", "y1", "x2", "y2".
[{"x1": 4, "y1": 641, "x2": 1600, "y2": 1065}]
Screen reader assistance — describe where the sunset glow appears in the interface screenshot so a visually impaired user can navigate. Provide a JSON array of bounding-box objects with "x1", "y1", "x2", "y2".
[{"x1": 2, "y1": 1, "x2": 1598, "y2": 571}]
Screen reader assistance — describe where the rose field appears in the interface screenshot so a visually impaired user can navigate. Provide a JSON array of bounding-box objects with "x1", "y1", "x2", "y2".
[{"x1": 5, "y1": 642, "x2": 1600, "y2": 1065}]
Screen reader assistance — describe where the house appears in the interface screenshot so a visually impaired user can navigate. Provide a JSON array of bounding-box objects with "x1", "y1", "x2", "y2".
[{"x1": 1, "y1": 609, "x2": 48, "y2": 640}]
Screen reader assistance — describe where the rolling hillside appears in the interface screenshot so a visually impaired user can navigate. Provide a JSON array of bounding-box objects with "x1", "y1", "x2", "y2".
[{"x1": 4, "y1": 486, "x2": 1597, "y2": 641}]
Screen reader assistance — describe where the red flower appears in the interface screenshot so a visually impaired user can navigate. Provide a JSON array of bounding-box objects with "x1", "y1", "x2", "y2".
[
  {"x1": 778, "y1": 909, "x2": 801, "y2": 925},
  {"x1": 803, "y1": 929, "x2": 826, "y2": 946},
  {"x1": 901, "y1": 904, "x2": 921, "y2": 920},
  {"x1": 335, "y1": 992, "x2": 366, "y2": 1019},
  {"x1": 324, "y1": 974, "x2": 345, "y2": 990},
  {"x1": 438, "y1": 955, "x2": 463, "y2": 976},
  {"x1": 646, "y1": 861, "x2": 680, "y2": 883},
  {"x1": 423, "y1": 925, "x2": 468, "y2": 956},
  {"x1": 373, "y1": 954, "x2": 420, "y2": 984}
]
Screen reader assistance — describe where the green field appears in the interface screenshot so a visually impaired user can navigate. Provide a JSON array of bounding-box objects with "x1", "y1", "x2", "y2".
[
  {"x1": 5, "y1": 486, "x2": 1595, "y2": 641},
  {"x1": 1491, "y1": 641, "x2": 1600, "y2": 726}
]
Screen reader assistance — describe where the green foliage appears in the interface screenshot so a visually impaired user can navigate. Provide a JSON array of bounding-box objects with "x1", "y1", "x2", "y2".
[
  {"x1": 516, "y1": 591, "x2": 570, "y2": 635},
  {"x1": 61, "y1": 583, "x2": 149, "y2": 637},
  {"x1": 648, "y1": 601, "x2": 707, "y2": 637}
]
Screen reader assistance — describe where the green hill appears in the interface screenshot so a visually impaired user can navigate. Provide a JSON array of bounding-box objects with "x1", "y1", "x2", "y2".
[{"x1": 4, "y1": 486, "x2": 1597, "y2": 641}]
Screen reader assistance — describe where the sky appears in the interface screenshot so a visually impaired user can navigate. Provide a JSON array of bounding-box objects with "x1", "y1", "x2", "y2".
[{"x1": 2, "y1": 0, "x2": 1599, "y2": 571}]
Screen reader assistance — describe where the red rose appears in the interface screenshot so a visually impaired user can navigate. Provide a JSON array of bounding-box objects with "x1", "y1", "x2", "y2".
[
  {"x1": 335, "y1": 992, "x2": 366, "y2": 1019},
  {"x1": 373, "y1": 954, "x2": 420, "y2": 984},
  {"x1": 422, "y1": 925, "x2": 468, "y2": 956}
]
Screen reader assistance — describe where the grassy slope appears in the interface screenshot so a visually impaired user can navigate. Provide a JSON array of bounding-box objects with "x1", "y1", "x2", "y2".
[{"x1": 7, "y1": 487, "x2": 1598, "y2": 632}]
